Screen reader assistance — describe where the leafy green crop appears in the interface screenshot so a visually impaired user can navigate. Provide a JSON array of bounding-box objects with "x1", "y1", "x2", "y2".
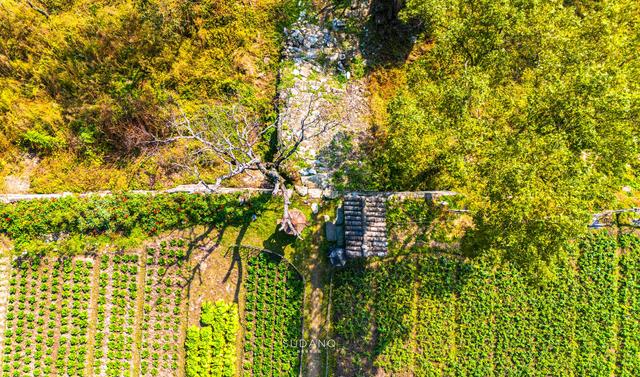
[
  {"x1": 185, "y1": 301, "x2": 239, "y2": 377},
  {"x1": 141, "y1": 240, "x2": 189, "y2": 376},
  {"x1": 332, "y1": 232, "x2": 640, "y2": 376},
  {"x1": 3, "y1": 258, "x2": 93, "y2": 377},
  {"x1": 242, "y1": 253, "x2": 302, "y2": 377}
]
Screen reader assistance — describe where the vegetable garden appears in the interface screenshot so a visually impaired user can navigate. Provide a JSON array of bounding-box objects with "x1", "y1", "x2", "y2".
[
  {"x1": 0, "y1": 243, "x2": 307, "y2": 377},
  {"x1": 94, "y1": 253, "x2": 140, "y2": 376},
  {"x1": 0, "y1": 194, "x2": 308, "y2": 377},
  {"x1": 242, "y1": 253, "x2": 303, "y2": 377},
  {"x1": 3, "y1": 258, "x2": 94, "y2": 377},
  {"x1": 1, "y1": 241, "x2": 192, "y2": 377},
  {"x1": 141, "y1": 241, "x2": 190, "y2": 376},
  {"x1": 331, "y1": 232, "x2": 640, "y2": 376}
]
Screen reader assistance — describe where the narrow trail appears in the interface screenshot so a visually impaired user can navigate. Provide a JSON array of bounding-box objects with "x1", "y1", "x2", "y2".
[{"x1": 305, "y1": 250, "x2": 326, "y2": 377}]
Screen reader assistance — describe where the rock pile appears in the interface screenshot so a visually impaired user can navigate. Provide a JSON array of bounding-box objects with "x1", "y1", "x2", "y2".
[
  {"x1": 278, "y1": 19, "x2": 370, "y2": 191},
  {"x1": 277, "y1": 6, "x2": 372, "y2": 192},
  {"x1": 283, "y1": 19, "x2": 353, "y2": 74}
]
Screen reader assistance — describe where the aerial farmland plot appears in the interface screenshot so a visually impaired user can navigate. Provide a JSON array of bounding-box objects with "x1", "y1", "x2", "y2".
[
  {"x1": 330, "y1": 232, "x2": 640, "y2": 376},
  {"x1": 2, "y1": 0, "x2": 639, "y2": 376},
  {"x1": 0, "y1": 241, "x2": 190, "y2": 377},
  {"x1": 0, "y1": 233, "x2": 305, "y2": 377},
  {"x1": 0, "y1": 192, "x2": 316, "y2": 377}
]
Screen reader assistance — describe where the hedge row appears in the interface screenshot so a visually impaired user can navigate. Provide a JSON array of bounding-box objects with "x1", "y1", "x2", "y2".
[{"x1": 0, "y1": 193, "x2": 270, "y2": 250}]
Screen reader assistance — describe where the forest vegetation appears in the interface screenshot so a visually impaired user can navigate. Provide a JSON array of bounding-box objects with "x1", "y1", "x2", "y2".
[
  {"x1": 0, "y1": 0, "x2": 298, "y2": 191},
  {"x1": 354, "y1": 0, "x2": 640, "y2": 274},
  {"x1": 0, "y1": 0, "x2": 638, "y2": 272}
]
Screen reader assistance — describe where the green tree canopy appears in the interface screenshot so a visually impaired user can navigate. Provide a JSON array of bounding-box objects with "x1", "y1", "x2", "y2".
[{"x1": 369, "y1": 0, "x2": 640, "y2": 274}]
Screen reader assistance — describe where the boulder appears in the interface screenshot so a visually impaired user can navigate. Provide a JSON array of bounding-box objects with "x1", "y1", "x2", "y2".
[{"x1": 329, "y1": 247, "x2": 346, "y2": 267}]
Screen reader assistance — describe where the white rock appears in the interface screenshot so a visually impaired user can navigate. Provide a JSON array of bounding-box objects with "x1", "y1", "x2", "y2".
[
  {"x1": 322, "y1": 188, "x2": 339, "y2": 199},
  {"x1": 308, "y1": 189, "x2": 323, "y2": 199},
  {"x1": 311, "y1": 202, "x2": 319, "y2": 214},
  {"x1": 295, "y1": 185, "x2": 309, "y2": 196}
]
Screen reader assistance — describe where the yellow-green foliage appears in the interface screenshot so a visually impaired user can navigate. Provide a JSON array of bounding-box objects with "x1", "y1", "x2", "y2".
[
  {"x1": 359, "y1": 0, "x2": 640, "y2": 272},
  {"x1": 0, "y1": 0, "x2": 296, "y2": 192},
  {"x1": 186, "y1": 301, "x2": 239, "y2": 377}
]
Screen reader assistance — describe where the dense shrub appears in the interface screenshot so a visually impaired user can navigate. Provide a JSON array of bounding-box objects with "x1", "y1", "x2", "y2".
[
  {"x1": 0, "y1": 0, "x2": 301, "y2": 191},
  {"x1": 357, "y1": 0, "x2": 640, "y2": 273}
]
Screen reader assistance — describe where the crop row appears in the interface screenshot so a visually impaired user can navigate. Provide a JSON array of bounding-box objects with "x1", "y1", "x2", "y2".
[
  {"x1": 93, "y1": 253, "x2": 140, "y2": 377},
  {"x1": 332, "y1": 232, "x2": 640, "y2": 376},
  {"x1": 618, "y1": 233, "x2": 640, "y2": 375},
  {"x1": 242, "y1": 254, "x2": 303, "y2": 377},
  {"x1": 141, "y1": 240, "x2": 189, "y2": 376},
  {"x1": 3, "y1": 258, "x2": 93, "y2": 377}
]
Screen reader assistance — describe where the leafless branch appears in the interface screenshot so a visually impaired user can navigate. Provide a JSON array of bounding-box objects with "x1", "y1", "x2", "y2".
[
  {"x1": 152, "y1": 98, "x2": 334, "y2": 238},
  {"x1": 25, "y1": 0, "x2": 49, "y2": 18}
]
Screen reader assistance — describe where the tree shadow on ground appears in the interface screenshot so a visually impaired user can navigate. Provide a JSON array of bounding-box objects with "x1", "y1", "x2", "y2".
[
  {"x1": 180, "y1": 194, "x2": 274, "y2": 303},
  {"x1": 360, "y1": 0, "x2": 421, "y2": 68}
]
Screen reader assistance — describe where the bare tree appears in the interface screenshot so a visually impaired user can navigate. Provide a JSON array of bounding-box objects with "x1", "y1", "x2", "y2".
[{"x1": 156, "y1": 94, "x2": 338, "y2": 238}]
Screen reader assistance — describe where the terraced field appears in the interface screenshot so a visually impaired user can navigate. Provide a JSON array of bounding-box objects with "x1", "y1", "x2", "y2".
[{"x1": 332, "y1": 232, "x2": 640, "y2": 377}]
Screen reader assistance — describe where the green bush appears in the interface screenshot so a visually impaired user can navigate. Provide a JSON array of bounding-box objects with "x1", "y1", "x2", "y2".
[{"x1": 0, "y1": 192, "x2": 270, "y2": 253}]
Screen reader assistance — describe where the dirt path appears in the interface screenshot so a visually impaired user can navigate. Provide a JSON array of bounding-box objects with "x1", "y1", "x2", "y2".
[{"x1": 305, "y1": 247, "x2": 326, "y2": 377}]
